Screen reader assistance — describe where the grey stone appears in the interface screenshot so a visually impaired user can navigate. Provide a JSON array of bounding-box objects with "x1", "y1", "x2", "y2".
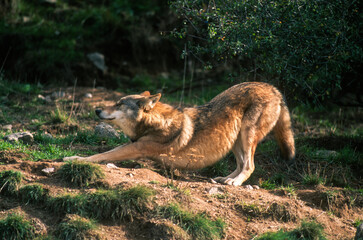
[
  {"x1": 94, "y1": 122, "x2": 120, "y2": 139},
  {"x1": 355, "y1": 223, "x2": 363, "y2": 240},
  {"x1": 87, "y1": 52, "x2": 107, "y2": 73},
  {"x1": 84, "y1": 93, "x2": 93, "y2": 98},
  {"x1": 37, "y1": 94, "x2": 46, "y2": 101},
  {"x1": 2, "y1": 124, "x2": 12, "y2": 131},
  {"x1": 51, "y1": 91, "x2": 66, "y2": 99},
  {"x1": 315, "y1": 150, "x2": 338, "y2": 159},
  {"x1": 4, "y1": 132, "x2": 34, "y2": 144},
  {"x1": 43, "y1": 133, "x2": 53, "y2": 140},
  {"x1": 45, "y1": 95, "x2": 52, "y2": 103},
  {"x1": 41, "y1": 167, "x2": 55, "y2": 176},
  {"x1": 244, "y1": 185, "x2": 254, "y2": 190},
  {"x1": 107, "y1": 163, "x2": 118, "y2": 169},
  {"x1": 207, "y1": 186, "x2": 224, "y2": 195},
  {"x1": 252, "y1": 185, "x2": 260, "y2": 190}
]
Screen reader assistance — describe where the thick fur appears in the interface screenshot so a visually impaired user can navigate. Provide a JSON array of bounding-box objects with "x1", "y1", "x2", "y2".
[{"x1": 64, "y1": 82, "x2": 295, "y2": 186}]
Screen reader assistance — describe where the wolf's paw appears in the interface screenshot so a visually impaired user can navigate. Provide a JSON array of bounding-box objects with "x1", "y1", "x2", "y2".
[
  {"x1": 63, "y1": 156, "x2": 85, "y2": 161},
  {"x1": 213, "y1": 177, "x2": 242, "y2": 186}
]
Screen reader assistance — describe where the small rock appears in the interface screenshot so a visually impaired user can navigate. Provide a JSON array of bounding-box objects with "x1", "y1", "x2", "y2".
[
  {"x1": 210, "y1": 178, "x2": 217, "y2": 184},
  {"x1": 43, "y1": 133, "x2": 53, "y2": 140},
  {"x1": 51, "y1": 91, "x2": 66, "y2": 99},
  {"x1": 4, "y1": 132, "x2": 34, "y2": 144},
  {"x1": 41, "y1": 167, "x2": 55, "y2": 176},
  {"x1": 126, "y1": 173, "x2": 134, "y2": 178},
  {"x1": 45, "y1": 95, "x2": 52, "y2": 103},
  {"x1": 84, "y1": 93, "x2": 93, "y2": 98},
  {"x1": 315, "y1": 150, "x2": 338, "y2": 159},
  {"x1": 355, "y1": 223, "x2": 363, "y2": 240},
  {"x1": 207, "y1": 186, "x2": 224, "y2": 195},
  {"x1": 87, "y1": 52, "x2": 107, "y2": 73},
  {"x1": 106, "y1": 163, "x2": 118, "y2": 169},
  {"x1": 94, "y1": 122, "x2": 120, "y2": 139},
  {"x1": 2, "y1": 124, "x2": 12, "y2": 131},
  {"x1": 252, "y1": 185, "x2": 260, "y2": 190},
  {"x1": 244, "y1": 185, "x2": 254, "y2": 190},
  {"x1": 37, "y1": 94, "x2": 46, "y2": 101},
  {"x1": 31, "y1": 119, "x2": 39, "y2": 124}
]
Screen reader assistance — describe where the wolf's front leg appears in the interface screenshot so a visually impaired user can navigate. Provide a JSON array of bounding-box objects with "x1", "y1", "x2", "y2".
[{"x1": 63, "y1": 142, "x2": 163, "y2": 163}]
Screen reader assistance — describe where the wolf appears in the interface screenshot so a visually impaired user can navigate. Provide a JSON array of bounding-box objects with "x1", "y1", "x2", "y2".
[{"x1": 64, "y1": 82, "x2": 295, "y2": 186}]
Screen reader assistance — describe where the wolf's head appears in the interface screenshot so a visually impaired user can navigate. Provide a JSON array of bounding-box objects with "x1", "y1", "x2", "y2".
[{"x1": 95, "y1": 91, "x2": 161, "y2": 139}]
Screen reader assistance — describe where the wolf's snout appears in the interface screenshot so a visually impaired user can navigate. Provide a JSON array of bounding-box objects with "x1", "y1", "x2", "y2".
[{"x1": 95, "y1": 109, "x2": 102, "y2": 116}]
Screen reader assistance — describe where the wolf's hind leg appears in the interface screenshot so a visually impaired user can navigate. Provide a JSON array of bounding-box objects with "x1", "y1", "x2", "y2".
[{"x1": 213, "y1": 137, "x2": 244, "y2": 183}]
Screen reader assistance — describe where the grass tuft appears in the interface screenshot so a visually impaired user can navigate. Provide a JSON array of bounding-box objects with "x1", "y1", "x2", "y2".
[
  {"x1": 57, "y1": 160, "x2": 104, "y2": 187},
  {"x1": 56, "y1": 215, "x2": 100, "y2": 240},
  {"x1": 87, "y1": 186, "x2": 155, "y2": 221},
  {"x1": 19, "y1": 184, "x2": 49, "y2": 205},
  {"x1": 47, "y1": 193, "x2": 87, "y2": 216},
  {"x1": 160, "y1": 203, "x2": 225, "y2": 240},
  {"x1": 0, "y1": 170, "x2": 23, "y2": 196},
  {"x1": 302, "y1": 174, "x2": 326, "y2": 186},
  {"x1": 47, "y1": 186, "x2": 155, "y2": 222},
  {"x1": 290, "y1": 220, "x2": 326, "y2": 240},
  {"x1": 256, "y1": 220, "x2": 326, "y2": 240},
  {"x1": 0, "y1": 213, "x2": 36, "y2": 240}
]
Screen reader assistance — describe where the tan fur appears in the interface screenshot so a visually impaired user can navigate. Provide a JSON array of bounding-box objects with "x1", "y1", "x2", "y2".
[{"x1": 64, "y1": 82, "x2": 295, "y2": 186}]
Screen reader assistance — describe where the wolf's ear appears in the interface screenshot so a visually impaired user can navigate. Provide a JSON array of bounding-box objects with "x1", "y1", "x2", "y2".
[
  {"x1": 140, "y1": 91, "x2": 151, "y2": 96},
  {"x1": 138, "y1": 93, "x2": 161, "y2": 111}
]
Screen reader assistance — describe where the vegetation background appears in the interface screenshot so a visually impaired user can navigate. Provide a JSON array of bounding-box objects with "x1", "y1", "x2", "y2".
[{"x1": 0, "y1": 0, "x2": 361, "y2": 105}]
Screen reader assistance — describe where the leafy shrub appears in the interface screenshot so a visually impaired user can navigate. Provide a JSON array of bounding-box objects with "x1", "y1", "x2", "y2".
[
  {"x1": 171, "y1": 0, "x2": 362, "y2": 103},
  {"x1": 0, "y1": 170, "x2": 23, "y2": 196},
  {"x1": 57, "y1": 161, "x2": 104, "y2": 187},
  {"x1": 0, "y1": 214, "x2": 36, "y2": 240}
]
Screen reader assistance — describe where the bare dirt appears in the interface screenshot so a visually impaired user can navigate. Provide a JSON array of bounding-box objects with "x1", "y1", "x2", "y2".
[{"x1": 0, "y1": 87, "x2": 362, "y2": 239}]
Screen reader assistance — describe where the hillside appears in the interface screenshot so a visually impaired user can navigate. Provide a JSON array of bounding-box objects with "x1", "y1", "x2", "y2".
[{"x1": 0, "y1": 85, "x2": 362, "y2": 239}]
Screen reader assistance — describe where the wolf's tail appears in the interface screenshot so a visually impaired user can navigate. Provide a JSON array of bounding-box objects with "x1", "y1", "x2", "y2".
[{"x1": 273, "y1": 102, "x2": 295, "y2": 161}]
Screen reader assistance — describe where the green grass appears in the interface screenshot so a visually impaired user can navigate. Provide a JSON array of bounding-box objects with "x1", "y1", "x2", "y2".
[
  {"x1": 159, "y1": 203, "x2": 225, "y2": 240},
  {"x1": 0, "y1": 170, "x2": 23, "y2": 196},
  {"x1": 56, "y1": 215, "x2": 99, "y2": 240},
  {"x1": 0, "y1": 213, "x2": 36, "y2": 240},
  {"x1": 33, "y1": 130, "x2": 127, "y2": 147},
  {"x1": 47, "y1": 186, "x2": 155, "y2": 222},
  {"x1": 199, "y1": 153, "x2": 234, "y2": 178},
  {"x1": 47, "y1": 193, "x2": 87, "y2": 216},
  {"x1": 19, "y1": 184, "x2": 49, "y2": 205},
  {"x1": 57, "y1": 160, "x2": 105, "y2": 187},
  {"x1": 302, "y1": 174, "x2": 326, "y2": 186},
  {"x1": 260, "y1": 180, "x2": 277, "y2": 190},
  {"x1": 256, "y1": 220, "x2": 326, "y2": 240}
]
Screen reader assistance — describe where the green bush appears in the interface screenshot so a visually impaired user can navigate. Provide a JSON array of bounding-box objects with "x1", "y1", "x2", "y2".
[
  {"x1": 0, "y1": 170, "x2": 23, "y2": 196},
  {"x1": 171, "y1": 0, "x2": 361, "y2": 102},
  {"x1": 0, "y1": 214, "x2": 36, "y2": 240},
  {"x1": 57, "y1": 160, "x2": 104, "y2": 187}
]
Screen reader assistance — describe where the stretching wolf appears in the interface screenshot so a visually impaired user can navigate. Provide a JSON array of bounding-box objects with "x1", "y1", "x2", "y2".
[{"x1": 64, "y1": 82, "x2": 295, "y2": 186}]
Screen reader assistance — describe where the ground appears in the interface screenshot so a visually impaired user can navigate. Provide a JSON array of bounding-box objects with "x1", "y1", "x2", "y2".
[{"x1": 0, "y1": 86, "x2": 362, "y2": 239}]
